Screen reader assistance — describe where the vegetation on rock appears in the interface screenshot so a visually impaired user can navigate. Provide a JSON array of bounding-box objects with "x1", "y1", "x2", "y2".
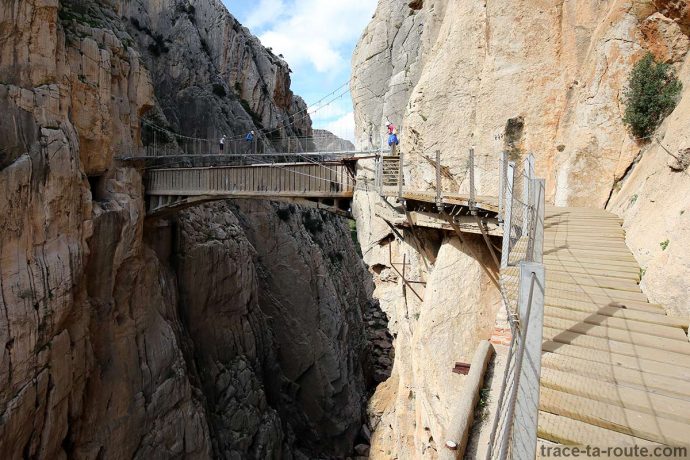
[{"x1": 623, "y1": 53, "x2": 682, "y2": 139}]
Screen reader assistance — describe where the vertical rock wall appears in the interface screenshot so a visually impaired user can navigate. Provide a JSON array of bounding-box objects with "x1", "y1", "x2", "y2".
[
  {"x1": 0, "y1": 0, "x2": 373, "y2": 458},
  {"x1": 351, "y1": 0, "x2": 690, "y2": 457}
]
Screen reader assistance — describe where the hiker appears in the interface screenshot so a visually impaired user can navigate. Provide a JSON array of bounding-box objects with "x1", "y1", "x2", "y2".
[
  {"x1": 388, "y1": 129, "x2": 400, "y2": 155},
  {"x1": 245, "y1": 130, "x2": 255, "y2": 154},
  {"x1": 386, "y1": 122, "x2": 396, "y2": 135},
  {"x1": 219, "y1": 135, "x2": 226, "y2": 153}
]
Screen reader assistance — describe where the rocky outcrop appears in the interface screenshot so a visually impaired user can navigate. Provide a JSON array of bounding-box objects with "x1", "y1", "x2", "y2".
[
  {"x1": 119, "y1": 0, "x2": 311, "y2": 150},
  {"x1": 352, "y1": 0, "x2": 690, "y2": 457},
  {"x1": 313, "y1": 129, "x2": 356, "y2": 152},
  {"x1": 1, "y1": 0, "x2": 374, "y2": 458},
  {"x1": 174, "y1": 200, "x2": 373, "y2": 457}
]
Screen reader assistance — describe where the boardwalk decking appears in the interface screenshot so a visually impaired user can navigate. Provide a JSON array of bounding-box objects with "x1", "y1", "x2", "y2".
[{"x1": 504, "y1": 207, "x2": 690, "y2": 450}]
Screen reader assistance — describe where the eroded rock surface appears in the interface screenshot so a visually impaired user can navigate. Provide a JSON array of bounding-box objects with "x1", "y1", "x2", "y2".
[
  {"x1": 0, "y1": 0, "x2": 374, "y2": 458},
  {"x1": 352, "y1": 0, "x2": 690, "y2": 457}
]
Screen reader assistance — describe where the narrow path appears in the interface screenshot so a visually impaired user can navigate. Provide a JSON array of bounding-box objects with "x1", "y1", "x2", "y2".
[{"x1": 529, "y1": 207, "x2": 690, "y2": 449}]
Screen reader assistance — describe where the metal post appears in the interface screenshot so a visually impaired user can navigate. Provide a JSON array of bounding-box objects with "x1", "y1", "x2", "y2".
[
  {"x1": 398, "y1": 149, "x2": 404, "y2": 201},
  {"x1": 508, "y1": 262, "x2": 545, "y2": 460},
  {"x1": 521, "y1": 154, "x2": 534, "y2": 234},
  {"x1": 435, "y1": 150, "x2": 443, "y2": 210},
  {"x1": 498, "y1": 151, "x2": 508, "y2": 222},
  {"x1": 500, "y1": 161, "x2": 516, "y2": 269},
  {"x1": 469, "y1": 148, "x2": 476, "y2": 212},
  {"x1": 527, "y1": 179, "x2": 545, "y2": 263}
]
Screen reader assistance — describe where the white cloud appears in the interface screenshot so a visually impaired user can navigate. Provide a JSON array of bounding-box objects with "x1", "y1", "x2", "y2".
[
  {"x1": 318, "y1": 112, "x2": 355, "y2": 144},
  {"x1": 244, "y1": 0, "x2": 287, "y2": 30},
  {"x1": 309, "y1": 96, "x2": 351, "y2": 123},
  {"x1": 257, "y1": 0, "x2": 378, "y2": 74}
]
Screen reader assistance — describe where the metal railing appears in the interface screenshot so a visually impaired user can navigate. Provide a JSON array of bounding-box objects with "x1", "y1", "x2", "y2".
[
  {"x1": 487, "y1": 152, "x2": 546, "y2": 460},
  {"x1": 129, "y1": 133, "x2": 366, "y2": 159}
]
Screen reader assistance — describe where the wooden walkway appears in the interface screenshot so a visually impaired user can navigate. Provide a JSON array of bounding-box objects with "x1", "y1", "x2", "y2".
[
  {"x1": 144, "y1": 162, "x2": 356, "y2": 215},
  {"x1": 504, "y1": 207, "x2": 690, "y2": 450}
]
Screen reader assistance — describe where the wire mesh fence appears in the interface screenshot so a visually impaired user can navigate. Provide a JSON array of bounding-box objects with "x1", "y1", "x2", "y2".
[{"x1": 487, "y1": 152, "x2": 546, "y2": 460}]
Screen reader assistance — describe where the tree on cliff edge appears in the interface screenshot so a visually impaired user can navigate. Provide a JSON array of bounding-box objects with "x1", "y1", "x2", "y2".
[{"x1": 623, "y1": 53, "x2": 682, "y2": 139}]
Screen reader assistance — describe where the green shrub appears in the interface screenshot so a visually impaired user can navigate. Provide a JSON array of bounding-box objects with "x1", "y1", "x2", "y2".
[{"x1": 623, "y1": 53, "x2": 682, "y2": 139}]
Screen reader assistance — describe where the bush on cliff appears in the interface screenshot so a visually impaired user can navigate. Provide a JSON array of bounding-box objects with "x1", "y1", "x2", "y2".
[{"x1": 623, "y1": 53, "x2": 682, "y2": 139}]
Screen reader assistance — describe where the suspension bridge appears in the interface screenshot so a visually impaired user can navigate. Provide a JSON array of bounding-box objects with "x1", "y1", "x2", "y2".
[{"x1": 117, "y1": 81, "x2": 690, "y2": 459}]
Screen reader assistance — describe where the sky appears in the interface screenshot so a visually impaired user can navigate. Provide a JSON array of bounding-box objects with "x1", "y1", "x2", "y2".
[{"x1": 221, "y1": 0, "x2": 378, "y2": 143}]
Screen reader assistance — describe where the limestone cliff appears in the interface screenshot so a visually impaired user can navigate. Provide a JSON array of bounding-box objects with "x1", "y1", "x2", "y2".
[
  {"x1": 352, "y1": 0, "x2": 690, "y2": 457},
  {"x1": 312, "y1": 129, "x2": 356, "y2": 152},
  {"x1": 0, "y1": 0, "x2": 372, "y2": 458}
]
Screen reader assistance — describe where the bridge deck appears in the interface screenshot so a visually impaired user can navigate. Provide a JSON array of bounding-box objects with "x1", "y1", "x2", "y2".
[{"x1": 502, "y1": 207, "x2": 690, "y2": 450}]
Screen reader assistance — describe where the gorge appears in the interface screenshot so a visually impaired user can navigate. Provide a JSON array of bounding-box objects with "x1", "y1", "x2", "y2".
[{"x1": 2, "y1": 0, "x2": 690, "y2": 459}]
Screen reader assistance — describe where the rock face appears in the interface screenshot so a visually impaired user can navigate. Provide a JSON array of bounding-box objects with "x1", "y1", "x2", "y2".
[
  {"x1": 119, "y1": 0, "x2": 312, "y2": 150},
  {"x1": 0, "y1": 0, "x2": 372, "y2": 458},
  {"x1": 352, "y1": 0, "x2": 690, "y2": 457},
  {"x1": 312, "y1": 129, "x2": 356, "y2": 152}
]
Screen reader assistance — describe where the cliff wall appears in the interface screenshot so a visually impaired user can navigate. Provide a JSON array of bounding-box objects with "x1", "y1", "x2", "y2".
[
  {"x1": 0, "y1": 0, "x2": 372, "y2": 458},
  {"x1": 352, "y1": 0, "x2": 690, "y2": 457}
]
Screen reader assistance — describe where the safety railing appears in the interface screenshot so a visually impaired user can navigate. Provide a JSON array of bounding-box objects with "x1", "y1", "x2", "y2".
[
  {"x1": 487, "y1": 152, "x2": 546, "y2": 460},
  {"x1": 373, "y1": 147, "x2": 486, "y2": 208},
  {"x1": 127, "y1": 134, "x2": 365, "y2": 159}
]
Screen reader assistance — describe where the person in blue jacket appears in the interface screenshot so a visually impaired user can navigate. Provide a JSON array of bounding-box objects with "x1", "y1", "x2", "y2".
[
  {"x1": 245, "y1": 130, "x2": 255, "y2": 154},
  {"x1": 388, "y1": 129, "x2": 400, "y2": 155}
]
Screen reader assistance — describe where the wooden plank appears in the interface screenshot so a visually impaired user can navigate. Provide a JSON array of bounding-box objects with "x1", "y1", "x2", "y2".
[
  {"x1": 539, "y1": 387, "x2": 690, "y2": 446},
  {"x1": 544, "y1": 249, "x2": 637, "y2": 263},
  {"x1": 544, "y1": 306, "x2": 689, "y2": 341},
  {"x1": 543, "y1": 301, "x2": 687, "y2": 329},
  {"x1": 545, "y1": 281, "x2": 648, "y2": 303},
  {"x1": 503, "y1": 269, "x2": 641, "y2": 292},
  {"x1": 541, "y1": 352, "x2": 690, "y2": 399},
  {"x1": 544, "y1": 241, "x2": 632, "y2": 252},
  {"x1": 501, "y1": 278, "x2": 660, "y2": 314},
  {"x1": 542, "y1": 327, "x2": 690, "y2": 367},
  {"x1": 545, "y1": 259, "x2": 641, "y2": 275},
  {"x1": 541, "y1": 367, "x2": 690, "y2": 423},
  {"x1": 538, "y1": 411, "x2": 663, "y2": 448},
  {"x1": 547, "y1": 266, "x2": 639, "y2": 282},
  {"x1": 543, "y1": 316, "x2": 690, "y2": 353},
  {"x1": 542, "y1": 342, "x2": 690, "y2": 380},
  {"x1": 544, "y1": 254, "x2": 638, "y2": 268},
  {"x1": 543, "y1": 287, "x2": 652, "y2": 310}
]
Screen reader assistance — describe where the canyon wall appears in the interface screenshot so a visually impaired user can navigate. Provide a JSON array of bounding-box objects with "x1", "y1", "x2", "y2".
[
  {"x1": 0, "y1": 0, "x2": 371, "y2": 458},
  {"x1": 352, "y1": 0, "x2": 690, "y2": 457}
]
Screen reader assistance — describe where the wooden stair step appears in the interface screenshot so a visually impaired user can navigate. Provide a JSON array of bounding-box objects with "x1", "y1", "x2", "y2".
[
  {"x1": 545, "y1": 306, "x2": 689, "y2": 341},
  {"x1": 543, "y1": 316, "x2": 690, "y2": 353},
  {"x1": 543, "y1": 301, "x2": 688, "y2": 329},
  {"x1": 539, "y1": 387, "x2": 690, "y2": 446},
  {"x1": 546, "y1": 281, "x2": 648, "y2": 302},
  {"x1": 541, "y1": 367, "x2": 690, "y2": 423},
  {"x1": 544, "y1": 249, "x2": 637, "y2": 263},
  {"x1": 542, "y1": 327, "x2": 690, "y2": 367},
  {"x1": 547, "y1": 266, "x2": 639, "y2": 282},
  {"x1": 538, "y1": 411, "x2": 662, "y2": 448},
  {"x1": 541, "y1": 352, "x2": 690, "y2": 399},
  {"x1": 504, "y1": 269, "x2": 641, "y2": 292},
  {"x1": 545, "y1": 289, "x2": 653, "y2": 311},
  {"x1": 544, "y1": 254, "x2": 640, "y2": 270},
  {"x1": 542, "y1": 341, "x2": 690, "y2": 380}
]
